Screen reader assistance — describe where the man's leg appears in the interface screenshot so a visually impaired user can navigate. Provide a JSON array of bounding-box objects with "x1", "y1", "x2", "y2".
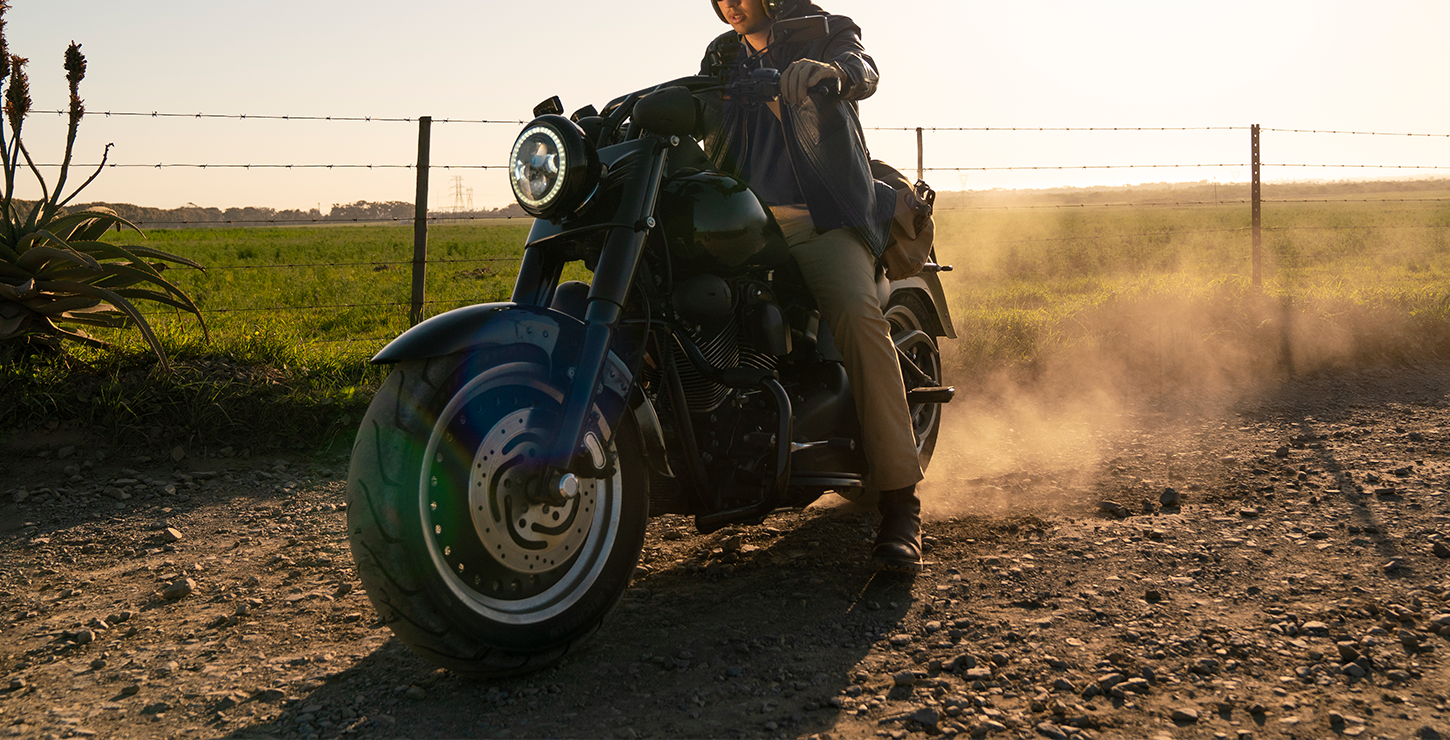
[{"x1": 774, "y1": 208, "x2": 925, "y2": 571}]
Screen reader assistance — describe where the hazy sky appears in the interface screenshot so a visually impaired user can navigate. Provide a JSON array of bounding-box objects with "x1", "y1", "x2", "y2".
[{"x1": 8, "y1": 0, "x2": 1449, "y2": 212}]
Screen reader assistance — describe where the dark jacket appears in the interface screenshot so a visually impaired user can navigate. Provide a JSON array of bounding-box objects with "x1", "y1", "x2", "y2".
[{"x1": 696, "y1": 6, "x2": 895, "y2": 257}]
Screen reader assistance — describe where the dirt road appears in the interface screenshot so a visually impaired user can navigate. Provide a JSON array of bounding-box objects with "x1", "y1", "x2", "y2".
[{"x1": 2, "y1": 362, "x2": 1448, "y2": 739}]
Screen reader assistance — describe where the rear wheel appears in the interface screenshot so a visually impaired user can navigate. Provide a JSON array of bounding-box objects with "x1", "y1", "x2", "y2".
[
  {"x1": 346, "y1": 351, "x2": 647, "y2": 676},
  {"x1": 884, "y1": 291, "x2": 944, "y2": 470}
]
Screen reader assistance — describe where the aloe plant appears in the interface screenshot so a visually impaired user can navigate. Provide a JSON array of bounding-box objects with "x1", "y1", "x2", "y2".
[{"x1": 0, "y1": 2, "x2": 206, "y2": 369}]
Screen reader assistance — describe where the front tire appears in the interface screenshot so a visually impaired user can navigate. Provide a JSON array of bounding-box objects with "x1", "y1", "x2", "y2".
[{"x1": 346, "y1": 350, "x2": 647, "y2": 676}]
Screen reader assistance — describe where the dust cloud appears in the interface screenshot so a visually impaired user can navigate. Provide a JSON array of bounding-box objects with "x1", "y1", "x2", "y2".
[{"x1": 916, "y1": 234, "x2": 1440, "y2": 521}]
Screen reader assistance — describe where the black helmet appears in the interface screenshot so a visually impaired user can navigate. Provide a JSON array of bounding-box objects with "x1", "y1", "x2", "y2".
[{"x1": 711, "y1": 0, "x2": 799, "y2": 23}]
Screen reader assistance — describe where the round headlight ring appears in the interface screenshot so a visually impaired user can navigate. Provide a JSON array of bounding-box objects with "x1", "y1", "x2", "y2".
[{"x1": 508, "y1": 115, "x2": 599, "y2": 220}]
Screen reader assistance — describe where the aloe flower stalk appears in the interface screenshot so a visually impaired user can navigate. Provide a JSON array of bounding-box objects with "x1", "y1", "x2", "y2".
[
  {"x1": 50, "y1": 43, "x2": 86, "y2": 217},
  {"x1": 0, "y1": 1, "x2": 8, "y2": 87},
  {"x1": 0, "y1": 12, "x2": 207, "y2": 368},
  {"x1": 4, "y1": 54, "x2": 27, "y2": 140}
]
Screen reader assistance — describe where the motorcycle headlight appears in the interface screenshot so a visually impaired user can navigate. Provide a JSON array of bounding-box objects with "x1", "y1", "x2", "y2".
[{"x1": 508, "y1": 114, "x2": 599, "y2": 220}]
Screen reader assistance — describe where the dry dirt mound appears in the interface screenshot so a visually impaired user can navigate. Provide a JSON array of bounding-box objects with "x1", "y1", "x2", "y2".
[{"x1": 2, "y1": 362, "x2": 1449, "y2": 739}]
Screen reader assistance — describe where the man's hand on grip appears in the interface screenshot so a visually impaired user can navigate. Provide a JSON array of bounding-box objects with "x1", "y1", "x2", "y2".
[{"x1": 780, "y1": 59, "x2": 841, "y2": 104}]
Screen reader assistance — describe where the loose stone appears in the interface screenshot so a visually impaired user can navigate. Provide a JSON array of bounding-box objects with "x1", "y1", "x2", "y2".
[{"x1": 1172, "y1": 707, "x2": 1200, "y2": 723}]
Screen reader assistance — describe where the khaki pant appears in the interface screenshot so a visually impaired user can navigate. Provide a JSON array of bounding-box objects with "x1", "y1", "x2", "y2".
[{"x1": 773, "y1": 207, "x2": 924, "y2": 492}]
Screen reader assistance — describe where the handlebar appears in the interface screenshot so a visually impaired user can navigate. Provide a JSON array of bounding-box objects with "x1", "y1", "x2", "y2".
[
  {"x1": 728, "y1": 67, "x2": 841, "y2": 101},
  {"x1": 594, "y1": 70, "x2": 842, "y2": 147}
]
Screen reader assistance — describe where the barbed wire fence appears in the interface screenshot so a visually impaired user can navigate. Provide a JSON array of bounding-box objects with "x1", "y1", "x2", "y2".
[{"x1": 30, "y1": 108, "x2": 1450, "y2": 348}]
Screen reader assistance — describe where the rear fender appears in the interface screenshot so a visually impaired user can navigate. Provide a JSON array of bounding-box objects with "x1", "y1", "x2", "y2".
[
  {"x1": 370, "y1": 302, "x2": 673, "y2": 478},
  {"x1": 888, "y1": 270, "x2": 956, "y2": 339}
]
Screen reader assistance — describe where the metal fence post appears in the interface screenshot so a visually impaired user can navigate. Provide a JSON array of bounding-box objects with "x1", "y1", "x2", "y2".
[
  {"x1": 916, "y1": 127, "x2": 924, "y2": 183},
  {"x1": 1251, "y1": 123, "x2": 1261, "y2": 287},
  {"x1": 411, "y1": 116, "x2": 431, "y2": 326}
]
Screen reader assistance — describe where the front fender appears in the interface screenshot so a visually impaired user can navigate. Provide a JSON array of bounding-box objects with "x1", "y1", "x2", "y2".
[
  {"x1": 370, "y1": 302, "x2": 673, "y2": 478},
  {"x1": 371, "y1": 302, "x2": 562, "y2": 365}
]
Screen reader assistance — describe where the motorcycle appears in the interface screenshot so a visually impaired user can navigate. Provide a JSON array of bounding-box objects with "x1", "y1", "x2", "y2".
[{"x1": 345, "y1": 16, "x2": 956, "y2": 677}]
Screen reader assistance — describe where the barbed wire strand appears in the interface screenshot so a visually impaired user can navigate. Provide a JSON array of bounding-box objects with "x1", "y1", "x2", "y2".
[
  {"x1": 1269, "y1": 164, "x2": 1450, "y2": 170},
  {"x1": 936, "y1": 200, "x2": 1253, "y2": 211},
  {"x1": 114, "y1": 195, "x2": 1450, "y2": 224},
  {"x1": 870, "y1": 126, "x2": 1248, "y2": 132},
  {"x1": 201, "y1": 296, "x2": 485, "y2": 315},
  {"x1": 34, "y1": 163, "x2": 508, "y2": 170},
  {"x1": 309, "y1": 335, "x2": 394, "y2": 345},
  {"x1": 1268, "y1": 197, "x2": 1450, "y2": 204},
  {"x1": 36, "y1": 113, "x2": 1450, "y2": 138},
  {"x1": 971, "y1": 227, "x2": 1247, "y2": 245},
  {"x1": 1264, "y1": 224, "x2": 1450, "y2": 232},
  {"x1": 34, "y1": 161, "x2": 1448, "y2": 173},
  {"x1": 125, "y1": 214, "x2": 531, "y2": 227},
  {"x1": 173, "y1": 256, "x2": 518, "y2": 271},
  {"x1": 944, "y1": 224, "x2": 1450, "y2": 247},
  {"x1": 926, "y1": 163, "x2": 1450, "y2": 172},
  {"x1": 40, "y1": 110, "x2": 525, "y2": 125},
  {"x1": 935, "y1": 196, "x2": 1450, "y2": 212},
  {"x1": 205, "y1": 302, "x2": 405, "y2": 313},
  {"x1": 925, "y1": 164, "x2": 1242, "y2": 172},
  {"x1": 1262, "y1": 128, "x2": 1450, "y2": 138}
]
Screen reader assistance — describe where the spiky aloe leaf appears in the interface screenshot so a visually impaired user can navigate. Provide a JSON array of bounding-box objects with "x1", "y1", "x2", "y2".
[
  {"x1": 15, "y1": 244, "x2": 103, "y2": 273},
  {"x1": 78, "y1": 241, "x2": 204, "y2": 270},
  {"x1": 47, "y1": 207, "x2": 140, "y2": 242},
  {"x1": 92, "y1": 263, "x2": 204, "y2": 313},
  {"x1": 29, "y1": 316, "x2": 110, "y2": 349},
  {"x1": 0, "y1": 276, "x2": 37, "y2": 300},
  {"x1": 49, "y1": 309, "x2": 127, "y2": 328},
  {"x1": 21, "y1": 293, "x2": 100, "y2": 313},
  {"x1": 33, "y1": 278, "x2": 170, "y2": 368},
  {"x1": 66, "y1": 239, "x2": 203, "y2": 274},
  {"x1": 0, "y1": 300, "x2": 26, "y2": 333},
  {"x1": 0, "y1": 313, "x2": 28, "y2": 338},
  {"x1": 111, "y1": 286, "x2": 206, "y2": 317}
]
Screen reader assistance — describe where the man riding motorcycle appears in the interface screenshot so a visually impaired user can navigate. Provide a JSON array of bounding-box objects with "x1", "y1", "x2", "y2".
[{"x1": 700, "y1": 0, "x2": 925, "y2": 572}]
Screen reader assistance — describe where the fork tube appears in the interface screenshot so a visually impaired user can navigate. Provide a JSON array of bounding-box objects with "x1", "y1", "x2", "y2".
[
  {"x1": 549, "y1": 145, "x2": 669, "y2": 472},
  {"x1": 511, "y1": 244, "x2": 564, "y2": 307}
]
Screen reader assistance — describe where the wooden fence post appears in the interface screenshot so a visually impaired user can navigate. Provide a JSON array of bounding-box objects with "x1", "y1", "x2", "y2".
[
  {"x1": 1251, "y1": 123, "x2": 1261, "y2": 287},
  {"x1": 916, "y1": 127, "x2": 924, "y2": 183},
  {"x1": 411, "y1": 116, "x2": 431, "y2": 326}
]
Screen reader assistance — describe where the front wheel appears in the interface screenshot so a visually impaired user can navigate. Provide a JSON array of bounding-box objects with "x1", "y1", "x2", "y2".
[{"x1": 346, "y1": 350, "x2": 647, "y2": 676}]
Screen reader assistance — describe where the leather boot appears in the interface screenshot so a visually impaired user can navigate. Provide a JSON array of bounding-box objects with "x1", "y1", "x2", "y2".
[{"x1": 872, "y1": 485, "x2": 922, "y2": 572}]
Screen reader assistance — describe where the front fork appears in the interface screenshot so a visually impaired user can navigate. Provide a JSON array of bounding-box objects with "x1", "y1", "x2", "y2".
[{"x1": 512, "y1": 140, "x2": 670, "y2": 479}]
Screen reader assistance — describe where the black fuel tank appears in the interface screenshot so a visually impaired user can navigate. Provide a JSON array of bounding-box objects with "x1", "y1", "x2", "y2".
[{"x1": 658, "y1": 171, "x2": 791, "y2": 275}]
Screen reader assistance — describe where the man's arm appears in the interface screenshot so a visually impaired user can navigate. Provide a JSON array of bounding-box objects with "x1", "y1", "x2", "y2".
[
  {"x1": 821, "y1": 21, "x2": 878, "y2": 102},
  {"x1": 780, "y1": 19, "x2": 878, "y2": 104}
]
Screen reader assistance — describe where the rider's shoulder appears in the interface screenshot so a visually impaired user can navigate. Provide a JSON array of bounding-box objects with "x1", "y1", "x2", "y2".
[{"x1": 823, "y1": 13, "x2": 862, "y2": 35}]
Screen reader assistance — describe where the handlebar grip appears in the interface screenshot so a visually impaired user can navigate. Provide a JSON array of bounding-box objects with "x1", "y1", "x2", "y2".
[{"x1": 807, "y1": 76, "x2": 842, "y2": 97}]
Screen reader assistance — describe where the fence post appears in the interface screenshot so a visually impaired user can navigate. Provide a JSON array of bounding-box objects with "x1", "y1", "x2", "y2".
[
  {"x1": 916, "y1": 127, "x2": 924, "y2": 183},
  {"x1": 411, "y1": 116, "x2": 431, "y2": 326},
  {"x1": 1251, "y1": 123, "x2": 1261, "y2": 287}
]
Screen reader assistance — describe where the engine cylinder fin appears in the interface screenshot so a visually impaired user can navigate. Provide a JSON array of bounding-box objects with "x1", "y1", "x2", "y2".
[{"x1": 672, "y1": 317, "x2": 738, "y2": 412}]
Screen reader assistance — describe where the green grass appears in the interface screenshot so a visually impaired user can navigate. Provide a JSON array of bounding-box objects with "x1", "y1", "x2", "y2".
[
  {"x1": 125, "y1": 220, "x2": 537, "y2": 360},
  {"x1": 1, "y1": 221, "x2": 540, "y2": 453},
  {"x1": 4, "y1": 183, "x2": 1450, "y2": 453},
  {"x1": 935, "y1": 190, "x2": 1450, "y2": 391}
]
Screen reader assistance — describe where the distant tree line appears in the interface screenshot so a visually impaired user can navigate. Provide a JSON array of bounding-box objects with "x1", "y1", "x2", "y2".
[{"x1": 65, "y1": 200, "x2": 530, "y2": 227}]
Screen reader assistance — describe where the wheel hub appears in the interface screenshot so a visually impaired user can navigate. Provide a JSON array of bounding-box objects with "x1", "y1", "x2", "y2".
[{"x1": 468, "y1": 408, "x2": 597, "y2": 575}]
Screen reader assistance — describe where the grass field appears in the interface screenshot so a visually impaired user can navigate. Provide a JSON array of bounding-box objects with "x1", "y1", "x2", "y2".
[
  {"x1": 4, "y1": 182, "x2": 1449, "y2": 451},
  {"x1": 129, "y1": 219, "x2": 535, "y2": 356},
  {"x1": 932, "y1": 188, "x2": 1450, "y2": 393}
]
